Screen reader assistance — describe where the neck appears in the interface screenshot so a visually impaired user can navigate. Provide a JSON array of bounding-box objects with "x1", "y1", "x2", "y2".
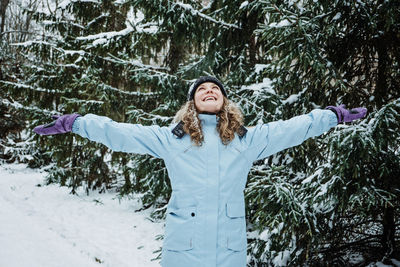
[{"x1": 200, "y1": 111, "x2": 217, "y2": 115}]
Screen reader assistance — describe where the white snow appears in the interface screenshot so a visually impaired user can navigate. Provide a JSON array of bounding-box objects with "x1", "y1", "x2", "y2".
[
  {"x1": 127, "y1": 8, "x2": 145, "y2": 25},
  {"x1": 254, "y1": 64, "x2": 268, "y2": 74},
  {"x1": 76, "y1": 26, "x2": 134, "y2": 47},
  {"x1": 11, "y1": 40, "x2": 52, "y2": 47},
  {"x1": 282, "y1": 94, "x2": 299, "y2": 104},
  {"x1": 241, "y1": 78, "x2": 275, "y2": 95},
  {"x1": 1, "y1": 98, "x2": 55, "y2": 116},
  {"x1": 272, "y1": 250, "x2": 290, "y2": 266},
  {"x1": 175, "y1": 2, "x2": 241, "y2": 29},
  {"x1": 332, "y1": 12, "x2": 342, "y2": 20},
  {"x1": 332, "y1": 12, "x2": 341, "y2": 21},
  {"x1": 268, "y1": 19, "x2": 292, "y2": 28},
  {"x1": 0, "y1": 163, "x2": 163, "y2": 267},
  {"x1": 239, "y1": 1, "x2": 249, "y2": 9},
  {"x1": 282, "y1": 88, "x2": 307, "y2": 105}
]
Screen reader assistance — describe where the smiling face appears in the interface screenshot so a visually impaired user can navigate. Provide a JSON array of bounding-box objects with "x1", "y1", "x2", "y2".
[{"x1": 193, "y1": 82, "x2": 224, "y2": 113}]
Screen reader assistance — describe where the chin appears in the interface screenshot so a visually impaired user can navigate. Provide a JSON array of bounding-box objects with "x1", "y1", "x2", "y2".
[
  {"x1": 196, "y1": 102, "x2": 222, "y2": 113},
  {"x1": 202, "y1": 107, "x2": 221, "y2": 113}
]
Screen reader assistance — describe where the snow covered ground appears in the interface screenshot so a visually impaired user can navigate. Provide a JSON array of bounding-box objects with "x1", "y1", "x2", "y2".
[
  {"x1": 2, "y1": 163, "x2": 399, "y2": 267},
  {"x1": 0, "y1": 163, "x2": 163, "y2": 267}
]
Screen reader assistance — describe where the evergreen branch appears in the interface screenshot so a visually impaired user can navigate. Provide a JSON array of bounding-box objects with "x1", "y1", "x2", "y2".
[
  {"x1": 0, "y1": 139, "x2": 36, "y2": 151},
  {"x1": 43, "y1": 20, "x2": 86, "y2": 30},
  {"x1": 98, "y1": 83, "x2": 161, "y2": 97},
  {"x1": 58, "y1": 0, "x2": 101, "y2": 7},
  {"x1": 10, "y1": 40, "x2": 57, "y2": 48},
  {"x1": 1, "y1": 98, "x2": 56, "y2": 116},
  {"x1": 0, "y1": 30, "x2": 53, "y2": 37},
  {"x1": 346, "y1": 229, "x2": 381, "y2": 239},
  {"x1": 75, "y1": 26, "x2": 134, "y2": 42},
  {"x1": 126, "y1": 108, "x2": 172, "y2": 123},
  {"x1": 0, "y1": 81, "x2": 63, "y2": 94},
  {"x1": 105, "y1": 53, "x2": 170, "y2": 72},
  {"x1": 86, "y1": 14, "x2": 109, "y2": 29},
  {"x1": 177, "y1": 56, "x2": 206, "y2": 75},
  {"x1": 318, "y1": 236, "x2": 381, "y2": 254},
  {"x1": 229, "y1": 90, "x2": 271, "y2": 122},
  {"x1": 272, "y1": 4, "x2": 295, "y2": 25},
  {"x1": 133, "y1": 69, "x2": 178, "y2": 81},
  {"x1": 62, "y1": 97, "x2": 104, "y2": 105},
  {"x1": 11, "y1": 40, "x2": 171, "y2": 78},
  {"x1": 175, "y1": 2, "x2": 241, "y2": 30},
  {"x1": 132, "y1": 22, "x2": 160, "y2": 34}
]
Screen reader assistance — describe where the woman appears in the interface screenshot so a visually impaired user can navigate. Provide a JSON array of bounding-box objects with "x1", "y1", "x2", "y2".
[{"x1": 34, "y1": 76, "x2": 367, "y2": 267}]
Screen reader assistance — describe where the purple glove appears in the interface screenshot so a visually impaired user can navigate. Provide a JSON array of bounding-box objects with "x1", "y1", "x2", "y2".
[
  {"x1": 33, "y1": 114, "x2": 81, "y2": 135},
  {"x1": 326, "y1": 104, "x2": 367, "y2": 124}
]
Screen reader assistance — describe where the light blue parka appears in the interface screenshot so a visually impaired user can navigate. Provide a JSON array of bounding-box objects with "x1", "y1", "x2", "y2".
[{"x1": 71, "y1": 109, "x2": 338, "y2": 267}]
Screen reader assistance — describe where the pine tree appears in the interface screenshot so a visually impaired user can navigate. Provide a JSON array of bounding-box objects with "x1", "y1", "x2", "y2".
[{"x1": 244, "y1": 0, "x2": 400, "y2": 265}]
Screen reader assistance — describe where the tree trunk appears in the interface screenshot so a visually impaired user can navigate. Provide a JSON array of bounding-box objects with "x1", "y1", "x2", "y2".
[
  {"x1": 374, "y1": 0, "x2": 389, "y2": 109},
  {"x1": 166, "y1": 33, "x2": 185, "y2": 74},
  {"x1": 0, "y1": 0, "x2": 10, "y2": 36},
  {"x1": 381, "y1": 205, "x2": 396, "y2": 261}
]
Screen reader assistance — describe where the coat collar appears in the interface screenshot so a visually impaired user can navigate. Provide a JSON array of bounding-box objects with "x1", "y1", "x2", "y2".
[
  {"x1": 198, "y1": 113, "x2": 218, "y2": 126},
  {"x1": 171, "y1": 114, "x2": 247, "y2": 139}
]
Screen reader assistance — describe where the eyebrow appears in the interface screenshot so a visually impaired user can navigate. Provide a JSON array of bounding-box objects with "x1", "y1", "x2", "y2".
[
  {"x1": 198, "y1": 85, "x2": 219, "y2": 89},
  {"x1": 197, "y1": 85, "x2": 220, "y2": 90}
]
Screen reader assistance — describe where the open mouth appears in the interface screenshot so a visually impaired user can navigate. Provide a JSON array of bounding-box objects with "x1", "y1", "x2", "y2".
[{"x1": 203, "y1": 96, "x2": 217, "y2": 101}]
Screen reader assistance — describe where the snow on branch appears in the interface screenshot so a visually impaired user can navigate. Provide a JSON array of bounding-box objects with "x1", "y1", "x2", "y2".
[
  {"x1": 42, "y1": 19, "x2": 86, "y2": 30},
  {"x1": 1, "y1": 98, "x2": 55, "y2": 116},
  {"x1": 59, "y1": 0, "x2": 101, "y2": 10},
  {"x1": 1, "y1": 81, "x2": 63, "y2": 94},
  {"x1": 268, "y1": 19, "x2": 292, "y2": 28},
  {"x1": 10, "y1": 40, "x2": 165, "y2": 76},
  {"x1": 11, "y1": 40, "x2": 53, "y2": 47},
  {"x1": 103, "y1": 54, "x2": 179, "y2": 80},
  {"x1": 76, "y1": 25, "x2": 134, "y2": 46},
  {"x1": 104, "y1": 53, "x2": 169, "y2": 72},
  {"x1": 11, "y1": 40, "x2": 86, "y2": 59},
  {"x1": 230, "y1": 90, "x2": 270, "y2": 122},
  {"x1": 282, "y1": 87, "x2": 307, "y2": 105},
  {"x1": 127, "y1": 108, "x2": 172, "y2": 123},
  {"x1": 98, "y1": 84, "x2": 161, "y2": 97},
  {"x1": 132, "y1": 22, "x2": 159, "y2": 34},
  {"x1": 62, "y1": 98, "x2": 104, "y2": 105},
  {"x1": 175, "y1": 2, "x2": 241, "y2": 30},
  {"x1": 239, "y1": 78, "x2": 276, "y2": 95},
  {"x1": 86, "y1": 14, "x2": 109, "y2": 28},
  {"x1": 76, "y1": 22, "x2": 158, "y2": 48}
]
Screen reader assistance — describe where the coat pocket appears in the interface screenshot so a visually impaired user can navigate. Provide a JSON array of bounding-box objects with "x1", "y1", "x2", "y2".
[
  {"x1": 164, "y1": 205, "x2": 197, "y2": 251},
  {"x1": 224, "y1": 201, "x2": 247, "y2": 252}
]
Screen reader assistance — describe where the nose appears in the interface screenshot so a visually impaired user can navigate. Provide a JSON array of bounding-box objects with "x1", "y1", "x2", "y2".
[{"x1": 205, "y1": 87, "x2": 214, "y2": 94}]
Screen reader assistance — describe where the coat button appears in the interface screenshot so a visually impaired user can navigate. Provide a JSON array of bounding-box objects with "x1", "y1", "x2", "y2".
[{"x1": 191, "y1": 212, "x2": 195, "y2": 217}]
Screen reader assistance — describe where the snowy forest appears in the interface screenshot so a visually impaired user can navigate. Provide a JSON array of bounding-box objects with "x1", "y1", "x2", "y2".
[{"x1": 1, "y1": 0, "x2": 400, "y2": 265}]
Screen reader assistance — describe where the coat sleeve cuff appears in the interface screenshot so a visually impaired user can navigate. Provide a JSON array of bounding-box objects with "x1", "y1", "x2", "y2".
[
  {"x1": 71, "y1": 117, "x2": 81, "y2": 134},
  {"x1": 326, "y1": 109, "x2": 339, "y2": 126}
]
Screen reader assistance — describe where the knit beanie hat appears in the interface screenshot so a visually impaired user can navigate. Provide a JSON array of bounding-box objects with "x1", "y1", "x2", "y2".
[{"x1": 187, "y1": 76, "x2": 227, "y2": 101}]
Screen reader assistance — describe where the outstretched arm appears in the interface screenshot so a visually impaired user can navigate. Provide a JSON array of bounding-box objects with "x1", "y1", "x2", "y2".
[
  {"x1": 34, "y1": 113, "x2": 171, "y2": 159},
  {"x1": 244, "y1": 106, "x2": 366, "y2": 162},
  {"x1": 72, "y1": 114, "x2": 171, "y2": 158}
]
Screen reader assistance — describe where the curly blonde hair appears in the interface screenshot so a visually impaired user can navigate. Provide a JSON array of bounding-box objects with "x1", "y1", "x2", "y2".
[{"x1": 173, "y1": 97, "x2": 244, "y2": 146}]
